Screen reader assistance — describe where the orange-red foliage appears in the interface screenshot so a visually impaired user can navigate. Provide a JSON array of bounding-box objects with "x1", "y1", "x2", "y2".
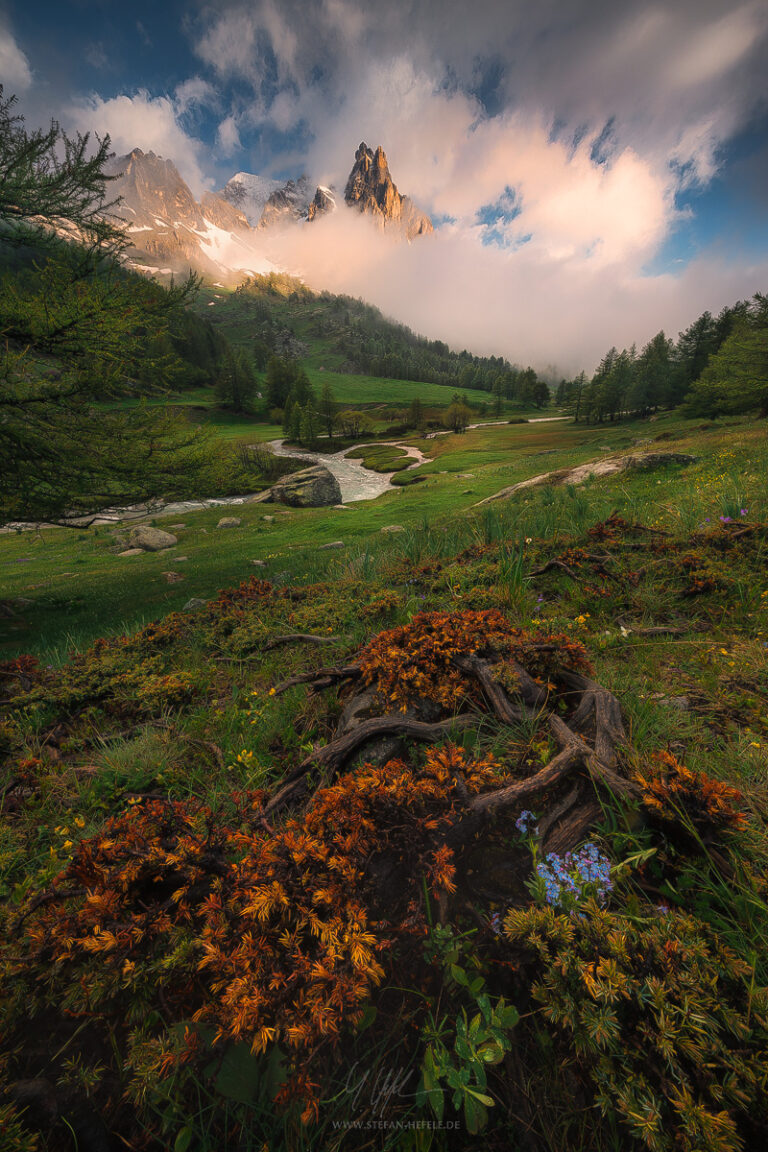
[
  {"x1": 635, "y1": 751, "x2": 747, "y2": 834},
  {"x1": 358, "y1": 609, "x2": 592, "y2": 712},
  {"x1": 19, "y1": 745, "x2": 507, "y2": 1069}
]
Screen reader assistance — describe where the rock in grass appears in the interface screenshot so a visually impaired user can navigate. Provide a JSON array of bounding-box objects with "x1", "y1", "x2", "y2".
[
  {"x1": 251, "y1": 560, "x2": 268, "y2": 568},
  {"x1": 162, "y1": 571, "x2": 184, "y2": 583},
  {"x1": 216, "y1": 517, "x2": 242, "y2": 529},
  {"x1": 118, "y1": 548, "x2": 145, "y2": 557},
  {"x1": 183, "y1": 598, "x2": 207, "y2": 611},
  {"x1": 319, "y1": 541, "x2": 345, "y2": 550},
  {"x1": 381, "y1": 524, "x2": 405, "y2": 533},
  {"x1": 129, "y1": 526, "x2": 177, "y2": 552},
  {"x1": 262, "y1": 515, "x2": 275, "y2": 523},
  {"x1": 270, "y1": 465, "x2": 342, "y2": 508}
]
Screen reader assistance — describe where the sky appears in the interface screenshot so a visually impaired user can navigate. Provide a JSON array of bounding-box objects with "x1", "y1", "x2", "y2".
[{"x1": 3, "y1": 0, "x2": 768, "y2": 374}]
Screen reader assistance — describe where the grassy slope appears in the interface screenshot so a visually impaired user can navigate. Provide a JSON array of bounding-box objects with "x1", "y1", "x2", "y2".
[
  {"x1": 0, "y1": 412, "x2": 762, "y2": 662},
  {"x1": 1, "y1": 409, "x2": 767, "y2": 1149}
]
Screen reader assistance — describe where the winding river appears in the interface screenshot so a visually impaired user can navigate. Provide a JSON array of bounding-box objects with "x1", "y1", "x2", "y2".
[{"x1": 1, "y1": 416, "x2": 569, "y2": 530}]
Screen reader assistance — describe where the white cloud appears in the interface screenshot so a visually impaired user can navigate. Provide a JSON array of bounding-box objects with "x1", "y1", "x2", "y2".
[
  {"x1": 68, "y1": 90, "x2": 211, "y2": 194},
  {"x1": 175, "y1": 76, "x2": 219, "y2": 117},
  {"x1": 0, "y1": 26, "x2": 32, "y2": 93},
  {"x1": 261, "y1": 207, "x2": 768, "y2": 376},
  {"x1": 216, "y1": 113, "x2": 241, "y2": 155}
]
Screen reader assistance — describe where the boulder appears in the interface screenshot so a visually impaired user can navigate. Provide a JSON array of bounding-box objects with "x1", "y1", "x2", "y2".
[
  {"x1": 216, "y1": 516, "x2": 241, "y2": 529},
  {"x1": 129, "y1": 526, "x2": 177, "y2": 552},
  {"x1": 269, "y1": 465, "x2": 342, "y2": 508}
]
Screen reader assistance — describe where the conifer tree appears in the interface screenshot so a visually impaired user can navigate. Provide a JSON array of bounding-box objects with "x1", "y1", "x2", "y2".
[{"x1": 0, "y1": 88, "x2": 215, "y2": 521}]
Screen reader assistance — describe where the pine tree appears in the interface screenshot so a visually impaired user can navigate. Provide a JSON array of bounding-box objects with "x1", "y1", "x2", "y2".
[
  {"x1": 319, "y1": 381, "x2": 335, "y2": 438},
  {"x1": 0, "y1": 87, "x2": 215, "y2": 521}
]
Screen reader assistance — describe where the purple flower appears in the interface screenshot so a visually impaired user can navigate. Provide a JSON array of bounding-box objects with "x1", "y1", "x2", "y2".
[
  {"x1": 719, "y1": 515, "x2": 732, "y2": 523},
  {"x1": 656, "y1": 903, "x2": 670, "y2": 916},
  {"x1": 740, "y1": 509, "x2": 748, "y2": 516}
]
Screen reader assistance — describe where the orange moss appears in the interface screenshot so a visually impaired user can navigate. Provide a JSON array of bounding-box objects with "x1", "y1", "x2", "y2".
[
  {"x1": 635, "y1": 751, "x2": 747, "y2": 834},
  {"x1": 358, "y1": 609, "x2": 592, "y2": 712},
  {"x1": 15, "y1": 744, "x2": 507, "y2": 1080}
]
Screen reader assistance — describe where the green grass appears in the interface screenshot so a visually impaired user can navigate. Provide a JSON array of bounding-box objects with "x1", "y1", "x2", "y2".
[
  {"x1": 1, "y1": 411, "x2": 765, "y2": 661},
  {"x1": 3, "y1": 408, "x2": 768, "y2": 1151}
]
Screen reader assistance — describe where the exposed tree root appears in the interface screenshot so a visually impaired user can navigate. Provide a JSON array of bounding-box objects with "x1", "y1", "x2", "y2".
[{"x1": 271, "y1": 662, "x2": 361, "y2": 696}]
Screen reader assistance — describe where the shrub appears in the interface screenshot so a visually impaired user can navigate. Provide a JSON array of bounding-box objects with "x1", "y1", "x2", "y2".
[{"x1": 504, "y1": 901, "x2": 768, "y2": 1152}]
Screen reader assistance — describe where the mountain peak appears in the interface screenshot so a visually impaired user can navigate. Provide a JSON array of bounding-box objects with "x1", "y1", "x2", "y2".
[{"x1": 344, "y1": 142, "x2": 432, "y2": 240}]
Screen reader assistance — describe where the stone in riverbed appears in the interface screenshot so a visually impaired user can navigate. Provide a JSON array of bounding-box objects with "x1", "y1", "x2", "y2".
[
  {"x1": 129, "y1": 526, "x2": 177, "y2": 552},
  {"x1": 269, "y1": 465, "x2": 342, "y2": 508}
]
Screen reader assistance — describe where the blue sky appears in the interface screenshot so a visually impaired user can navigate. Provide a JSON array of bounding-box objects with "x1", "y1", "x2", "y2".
[{"x1": 3, "y1": 0, "x2": 768, "y2": 370}]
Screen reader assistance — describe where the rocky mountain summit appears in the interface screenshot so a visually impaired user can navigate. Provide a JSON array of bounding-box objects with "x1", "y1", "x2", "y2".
[
  {"x1": 345, "y1": 143, "x2": 433, "y2": 239},
  {"x1": 219, "y1": 171, "x2": 284, "y2": 225},
  {"x1": 258, "y1": 176, "x2": 316, "y2": 229},
  {"x1": 105, "y1": 142, "x2": 431, "y2": 281},
  {"x1": 104, "y1": 148, "x2": 270, "y2": 281}
]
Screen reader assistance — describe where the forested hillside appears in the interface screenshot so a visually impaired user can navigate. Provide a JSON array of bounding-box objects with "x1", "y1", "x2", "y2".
[{"x1": 558, "y1": 295, "x2": 768, "y2": 422}]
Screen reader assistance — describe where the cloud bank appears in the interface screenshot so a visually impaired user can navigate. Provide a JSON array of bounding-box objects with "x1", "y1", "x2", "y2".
[
  {"x1": 261, "y1": 209, "x2": 768, "y2": 376},
  {"x1": 12, "y1": 0, "x2": 768, "y2": 372}
]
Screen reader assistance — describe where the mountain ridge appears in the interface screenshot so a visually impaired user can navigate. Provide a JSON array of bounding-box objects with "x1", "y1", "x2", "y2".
[{"x1": 105, "y1": 143, "x2": 433, "y2": 282}]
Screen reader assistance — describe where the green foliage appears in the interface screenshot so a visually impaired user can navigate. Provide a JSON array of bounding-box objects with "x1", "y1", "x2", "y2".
[
  {"x1": 684, "y1": 295, "x2": 768, "y2": 417},
  {"x1": 504, "y1": 902, "x2": 768, "y2": 1151},
  {"x1": 264, "y1": 355, "x2": 313, "y2": 408},
  {"x1": 213, "y1": 348, "x2": 258, "y2": 413},
  {"x1": 0, "y1": 88, "x2": 233, "y2": 520},
  {"x1": 418, "y1": 922, "x2": 519, "y2": 1134}
]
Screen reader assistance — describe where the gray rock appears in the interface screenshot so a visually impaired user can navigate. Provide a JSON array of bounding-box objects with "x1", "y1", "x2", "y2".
[
  {"x1": 216, "y1": 516, "x2": 242, "y2": 529},
  {"x1": 319, "y1": 541, "x2": 345, "y2": 550},
  {"x1": 251, "y1": 560, "x2": 268, "y2": 568},
  {"x1": 118, "y1": 548, "x2": 145, "y2": 557},
  {"x1": 129, "y1": 526, "x2": 178, "y2": 552},
  {"x1": 183, "y1": 598, "x2": 207, "y2": 611},
  {"x1": 262, "y1": 515, "x2": 275, "y2": 523},
  {"x1": 381, "y1": 524, "x2": 405, "y2": 533},
  {"x1": 166, "y1": 523, "x2": 186, "y2": 530},
  {"x1": 270, "y1": 464, "x2": 342, "y2": 508},
  {"x1": 162, "y1": 571, "x2": 184, "y2": 583},
  {"x1": 662, "y1": 696, "x2": 691, "y2": 712}
]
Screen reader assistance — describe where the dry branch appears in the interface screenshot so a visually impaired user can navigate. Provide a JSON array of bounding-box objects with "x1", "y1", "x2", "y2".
[
  {"x1": 262, "y1": 716, "x2": 457, "y2": 818},
  {"x1": 271, "y1": 663, "x2": 361, "y2": 697}
]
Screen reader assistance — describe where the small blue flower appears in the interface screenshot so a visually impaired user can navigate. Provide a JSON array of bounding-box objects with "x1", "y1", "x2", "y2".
[{"x1": 515, "y1": 809, "x2": 538, "y2": 835}]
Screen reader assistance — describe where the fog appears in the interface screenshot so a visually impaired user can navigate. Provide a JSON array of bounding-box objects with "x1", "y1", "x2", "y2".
[{"x1": 260, "y1": 208, "x2": 768, "y2": 377}]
